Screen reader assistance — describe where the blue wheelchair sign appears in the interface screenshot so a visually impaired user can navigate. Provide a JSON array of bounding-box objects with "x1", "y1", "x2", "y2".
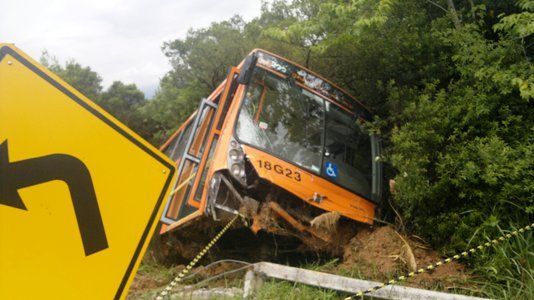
[{"x1": 324, "y1": 162, "x2": 338, "y2": 179}]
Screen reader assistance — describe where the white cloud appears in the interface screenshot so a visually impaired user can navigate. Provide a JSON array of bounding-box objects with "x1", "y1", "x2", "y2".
[{"x1": 0, "y1": 0, "x2": 263, "y2": 97}]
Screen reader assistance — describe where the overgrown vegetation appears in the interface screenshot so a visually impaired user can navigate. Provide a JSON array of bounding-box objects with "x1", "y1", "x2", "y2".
[
  {"x1": 472, "y1": 226, "x2": 534, "y2": 299},
  {"x1": 256, "y1": 280, "x2": 344, "y2": 300},
  {"x1": 45, "y1": 0, "x2": 533, "y2": 297},
  {"x1": 39, "y1": 53, "x2": 160, "y2": 141}
]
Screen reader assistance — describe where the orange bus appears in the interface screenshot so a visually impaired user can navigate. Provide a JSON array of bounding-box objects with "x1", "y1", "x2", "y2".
[{"x1": 158, "y1": 49, "x2": 383, "y2": 248}]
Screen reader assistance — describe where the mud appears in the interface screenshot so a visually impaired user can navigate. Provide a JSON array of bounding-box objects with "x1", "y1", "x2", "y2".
[{"x1": 341, "y1": 226, "x2": 468, "y2": 288}]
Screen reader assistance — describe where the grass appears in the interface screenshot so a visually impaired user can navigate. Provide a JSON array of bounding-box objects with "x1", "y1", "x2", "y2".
[
  {"x1": 256, "y1": 280, "x2": 346, "y2": 300},
  {"x1": 252, "y1": 259, "x2": 368, "y2": 300},
  {"x1": 129, "y1": 259, "x2": 248, "y2": 299},
  {"x1": 129, "y1": 258, "x2": 353, "y2": 299},
  {"x1": 471, "y1": 226, "x2": 534, "y2": 299},
  {"x1": 127, "y1": 262, "x2": 179, "y2": 299},
  {"x1": 129, "y1": 256, "x2": 469, "y2": 299},
  {"x1": 136, "y1": 261, "x2": 178, "y2": 281}
]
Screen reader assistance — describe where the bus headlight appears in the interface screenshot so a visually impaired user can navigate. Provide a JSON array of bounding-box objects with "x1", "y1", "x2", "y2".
[
  {"x1": 231, "y1": 163, "x2": 244, "y2": 177},
  {"x1": 228, "y1": 136, "x2": 246, "y2": 185},
  {"x1": 229, "y1": 149, "x2": 243, "y2": 161}
]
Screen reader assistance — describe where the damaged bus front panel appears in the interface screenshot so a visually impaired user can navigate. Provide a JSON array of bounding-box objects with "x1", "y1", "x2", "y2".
[{"x1": 159, "y1": 49, "x2": 383, "y2": 244}]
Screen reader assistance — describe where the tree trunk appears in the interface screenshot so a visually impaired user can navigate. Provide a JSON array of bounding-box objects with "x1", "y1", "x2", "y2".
[
  {"x1": 446, "y1": 0, "x2": 462, "y2": 29},
  {"x1": 468, "y1": 0, "x2": 476, "y2": 19},
  {"x1": 305, "y1": 48, "x2": 312, "y2": 69}
]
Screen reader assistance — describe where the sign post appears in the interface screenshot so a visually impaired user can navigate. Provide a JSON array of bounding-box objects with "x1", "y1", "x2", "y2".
[{"x1": 0, "y1": 43, "x2": 176, "y2": 299}]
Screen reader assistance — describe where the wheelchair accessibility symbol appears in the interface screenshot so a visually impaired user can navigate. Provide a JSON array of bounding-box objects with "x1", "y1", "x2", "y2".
[{"x1": 325, "y1": 162, "x2": 338, "y2": 179}]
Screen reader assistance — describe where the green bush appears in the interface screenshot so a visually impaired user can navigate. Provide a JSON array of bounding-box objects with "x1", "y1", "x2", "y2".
[{"x1": 390, "y1": 8, "x2": 533, "y2": 251}]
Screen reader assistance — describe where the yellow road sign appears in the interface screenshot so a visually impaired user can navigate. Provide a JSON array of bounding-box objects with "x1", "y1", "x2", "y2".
[{"x1": 0, "y1": 43, "x2": 177, "y2": 299}]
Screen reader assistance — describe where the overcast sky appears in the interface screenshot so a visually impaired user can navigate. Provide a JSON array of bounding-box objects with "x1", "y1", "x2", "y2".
[{"x1": 1, "y1": 0, "x2": 263, "y2": 97}]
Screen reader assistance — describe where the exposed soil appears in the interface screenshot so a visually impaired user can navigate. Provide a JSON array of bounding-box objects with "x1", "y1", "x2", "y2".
[
  {"x1": 341, "y1": 226, "x2": 469, "y2": 289},
  {"x1": 130, "y1": 223, "x2": 471, "y2": 297}
]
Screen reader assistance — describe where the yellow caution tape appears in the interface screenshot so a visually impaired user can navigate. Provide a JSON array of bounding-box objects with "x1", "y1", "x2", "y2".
[{"x1": 155, "y1": 214, "x2": 242, "y2": 299}]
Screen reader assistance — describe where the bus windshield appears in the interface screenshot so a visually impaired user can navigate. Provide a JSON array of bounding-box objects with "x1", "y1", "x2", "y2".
[{"x1": 235, "y1": 67, "x2": 373, "y2": 199}]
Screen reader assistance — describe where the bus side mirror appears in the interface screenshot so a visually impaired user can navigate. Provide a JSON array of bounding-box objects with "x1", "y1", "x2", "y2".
[
  {"x1": 237, "y1": 53, "x2": 258, "y2": 85},
  {"x1": 371, "y1": 135, "x2": 383, "y2": 204}
]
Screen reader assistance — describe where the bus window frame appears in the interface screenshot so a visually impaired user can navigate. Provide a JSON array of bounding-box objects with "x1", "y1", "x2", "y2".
[
  {"x1": 253, "y1": 49, "x2": 371, "y2": 114},
  {"x1": 187, "y1": 68, "x2": 241, "y2": 210},
  {"x1": 160, "y1": 112, "x2": 197, "y2": 154},
  {"x1": 233, "y1": 65, "x2": 379, "y2": 203},
  {"x1": 159, "y1": 115, "x2": 197, "y2": 223},
  {"x1": 160, "y1": 81, "x2": 227, "y2": 224},
  {"x1": 185, "y1": 100, "x2": 218, "y2": 207},
  {"x1": 255, "y1": 64, "x2": 355, "y2": 115}
]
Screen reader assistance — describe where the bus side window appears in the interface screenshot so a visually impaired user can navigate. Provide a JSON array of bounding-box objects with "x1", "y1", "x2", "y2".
[
  {"x1": 166, "y1": 158, "x2": 198, "y2": 220},
  {"x1": 170, "y1": 121, "x2": 194, "y2": 162},
  {"x1": 194, "y1": 134, "x2": 219, "y2": 201},
  {"x1": 164, "y1": 120, "x2": 196, "y2": 220},
  {"x1": 188, "y1": 104, "x2": 216, "y2": 158}
]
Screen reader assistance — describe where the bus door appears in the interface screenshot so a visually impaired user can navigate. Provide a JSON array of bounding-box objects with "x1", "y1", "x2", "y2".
[
  {"x1": 160, "y1": 98, "x2": 218, "y2": 225},
  {"x1": 160, "y1": 67, "x2": 240, "y2": 230}
]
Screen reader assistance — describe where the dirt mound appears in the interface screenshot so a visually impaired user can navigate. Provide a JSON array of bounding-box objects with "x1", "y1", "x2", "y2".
[
  {"x1": 341, "y1": 226, "x2": 469, "y2": 289},
  {"x1": 130, "y1": 225, "x2": 473, "y2": 297}
]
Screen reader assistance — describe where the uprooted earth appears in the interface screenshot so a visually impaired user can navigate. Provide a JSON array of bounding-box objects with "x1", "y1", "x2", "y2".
[{"x1": 129, "y1": 203, "x2": 470, "y2": 298}]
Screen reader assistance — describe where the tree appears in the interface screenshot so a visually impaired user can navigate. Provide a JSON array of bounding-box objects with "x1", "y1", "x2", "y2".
[
  {"x1": 40, "y1": 52, "x2": 158, "y2": 142},
  {"x1": 147, "y1": 16, "x2": 256, "y2": 143},
  {"x1": 251, "y1": 0, "x2": 324, "y2": 68},
  {"x1": 37, "y1": 1, "x2": 533, "y2": 294},
  {"x1": 99, "y1": 81, "x2": 162, "y2": 141},
  {"x1": 40, "y1": 51, "x2": 103, "y2": 101},
  {"x1": 141, "y1": 71, "x2": 204, "y2": 144},
  {"x1": 101, "y1": 81, "x2": 146, "y2": 123},
  {"x1": 390, "y1": 1, "x2": 533, "y2": 250},
  {"x1": 163, "y1": 16, "x2": 253, "y2": 91}
]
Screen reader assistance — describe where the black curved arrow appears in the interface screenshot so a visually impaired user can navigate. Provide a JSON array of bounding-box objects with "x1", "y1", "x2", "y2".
[{"x1": 0, "y1": 140, "x2": 108, "y2": 256}]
